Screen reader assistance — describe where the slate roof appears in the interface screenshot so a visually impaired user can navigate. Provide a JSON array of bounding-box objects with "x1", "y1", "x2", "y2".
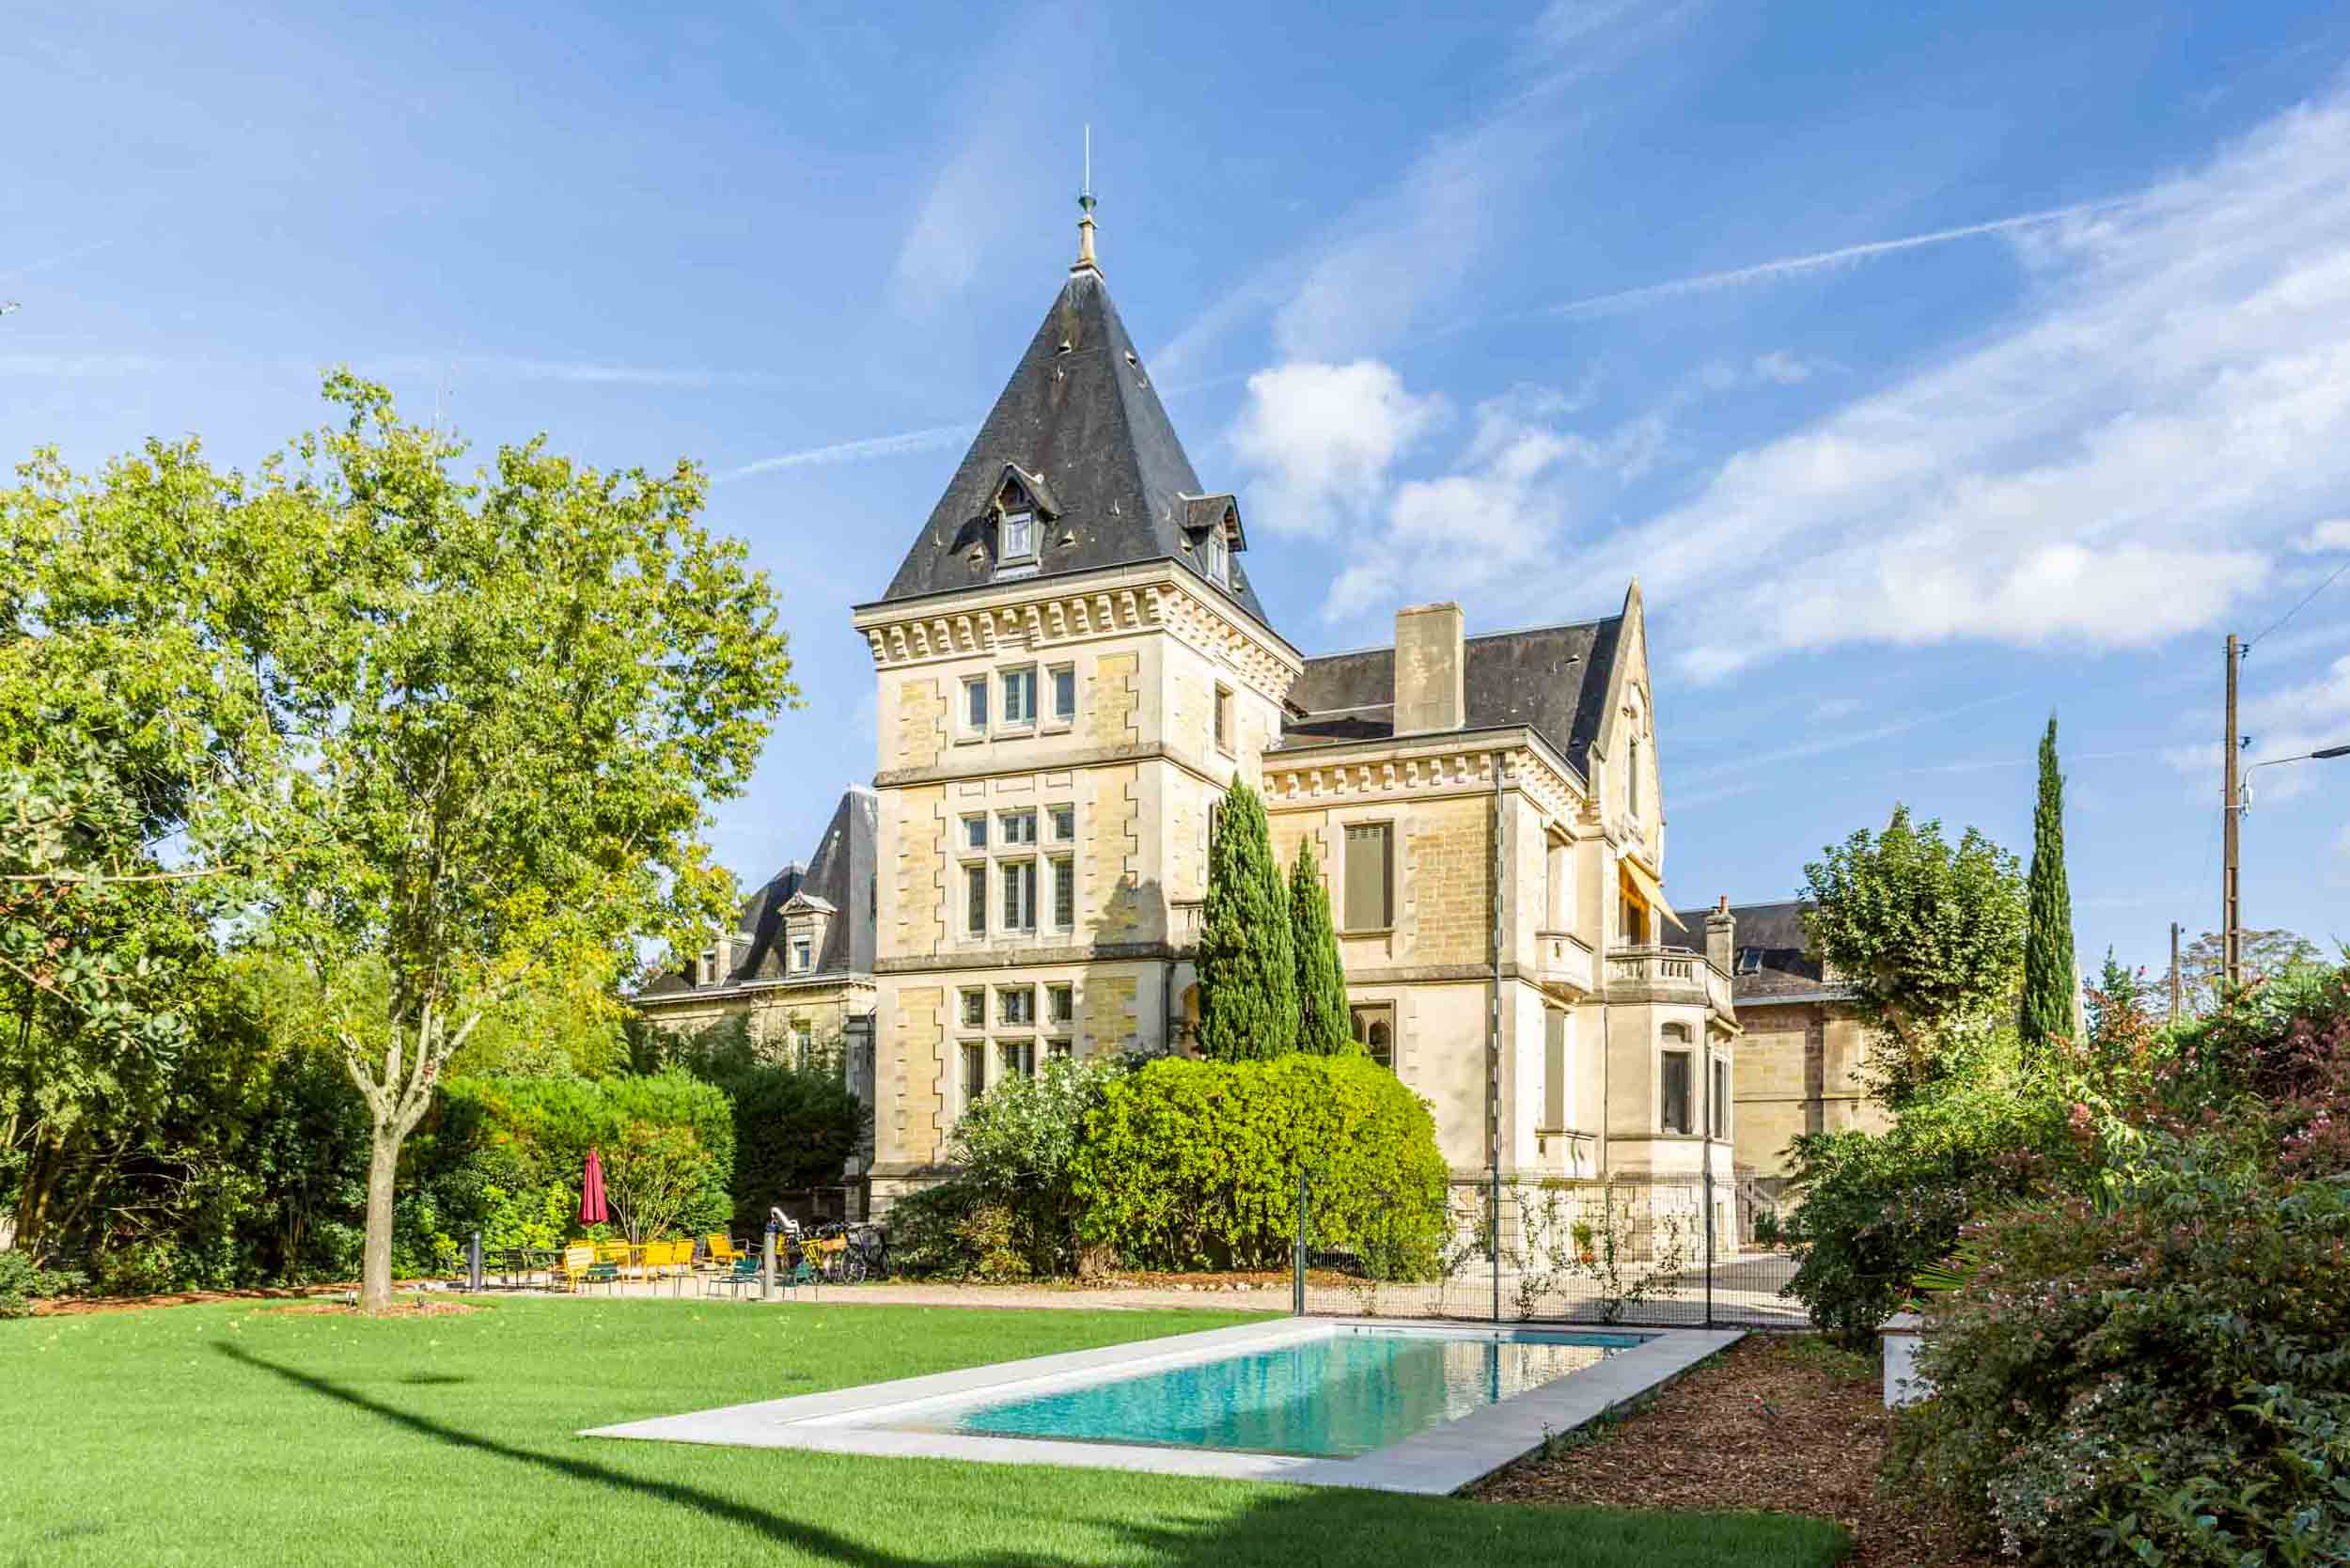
[
  {"x1": 1667, "y1": 899, "x2": 1848, "y2": 1003},
  {"x1": 1278, "y1": 616, "x2": 1624, "y2": 781},
  {"x1": 636, "y1": 788, "x2": 877, "y2": 998},
  {"x1": 872, "y1": 266, "x2": 1272, "y2": 625}
]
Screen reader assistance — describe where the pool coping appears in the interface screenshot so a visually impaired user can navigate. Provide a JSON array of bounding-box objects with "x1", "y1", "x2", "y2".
[{"x1": 582, "y1": 1318, "x2": 1743, "y2": 1495}]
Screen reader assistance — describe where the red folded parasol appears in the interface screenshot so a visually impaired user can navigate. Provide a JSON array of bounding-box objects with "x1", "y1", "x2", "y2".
[{"x1": 579, "y1": 1147, "x2": 608, "y2": 1227}]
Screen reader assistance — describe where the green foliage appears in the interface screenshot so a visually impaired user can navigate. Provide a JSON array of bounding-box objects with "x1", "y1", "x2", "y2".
[
  {"x1": 1802, "y1": 805, "x2": 2027, "y2": 1107},
  {"x1": 2161, "y1": 927, "x2": 2326, "y2": 1017},
  {"x1": 945, "y1": 1054, "x2": 1132, "y2": 1277},
  {"x1": 2019, "y1": 715, "x2": 2076, "y2": 1061},
  {"x1": 1289, "y1": 842, "x2": 1354, "y2": 1057},
  {"x1": 1194, "y1": 782, "x2": 1297, "y2": 1060},
  {"x1": 401, "y1": 1070, "x2": 733, "y2": 1268},
  {"x1": 661, "y1": 1016, "x2": 863, "y2": 1231},
  {"x1": 1780, "y1": 1038, "x2": 2051, "y2": 1347},
  {"x1": 1072, "y1": 1055, "x2": 1447, "y2": 1275},
  {"x1": 1890, "y1": 1134, "x2": 2350, "y2": 1565},
  {"x1": 0, "y1": 1250, "x2": 88, "y2": 1317}
]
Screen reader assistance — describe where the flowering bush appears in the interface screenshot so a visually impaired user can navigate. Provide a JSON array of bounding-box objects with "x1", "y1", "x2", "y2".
[{"x1": 1888, "y1": 1135, "x2": 2350, "y2": 1564}]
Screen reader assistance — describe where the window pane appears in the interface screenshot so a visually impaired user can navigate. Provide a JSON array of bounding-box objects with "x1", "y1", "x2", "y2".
[
  {"x1": 1047, "y1": 1039, "x2": 1072, "y2": 1060},
  {"x1": 965, "y1": 864, "x2": 987, "y2": 933},
  {"x1": 961, "y1": 989, "x2": 984, "y2": 1027},
  {"x1": 1214, "y1": 687, "x2": 1230, "y2": 750},
  {"x1": 1713, "y1": 1058, "x2": 1729, "y2": 1137},
  {"x1": 1002, "y1": 810, "x2": 1036, "y2": 845},
  {"x1": 1543, "y1": 1010, "x2": 1567, "y2": 1127},
  {"x1": 1049, "y1": 984, "x2": 1073, "y2": 1024},
  {"x1": 965, "y1": 679, "x2": 987, "y2": 729},
  {"x1": 1052, "y1": 666, "x2": 1076, "y2": 719},
  {"x1": 1003, "y1": 511, "x2": 1033, "y2": 557},
  {"x1": 1052, "y1": 858, "x2": 1074, "y2": 929},
  {"x1": 1662, "y1": 1051, "x2": 1692, "y2": 1135},
  {"x1": 1001, "y1": 862, "x2": 1035, "y2": 930},
  {"x1": 963, "y1": 1043, "x2": 986, "y2": 1102},
  {"x1": 1003, "y1": 668, "x2": 1035, "y2": 723},
  {"x1": 1050, "y1": 805, "x2": 1075, "y2": 841},
  {"x1": 965, "y1": 816, "x2": 987, "y2": 850}
]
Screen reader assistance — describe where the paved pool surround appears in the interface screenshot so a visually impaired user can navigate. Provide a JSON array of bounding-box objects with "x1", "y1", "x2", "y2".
[{"x1": 583, "y1": 1319, "x2": 1743, "y2": 1495}]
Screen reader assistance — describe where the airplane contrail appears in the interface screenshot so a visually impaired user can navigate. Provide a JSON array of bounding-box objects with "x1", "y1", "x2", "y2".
[{"x1": 719, "y1": 423, "x2": 972, "y2": 481}]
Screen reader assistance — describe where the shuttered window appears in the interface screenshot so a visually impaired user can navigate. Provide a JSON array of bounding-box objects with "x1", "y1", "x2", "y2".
[{"x1": 1343, "y1": 823, "x2": 1393, "y2": 931}]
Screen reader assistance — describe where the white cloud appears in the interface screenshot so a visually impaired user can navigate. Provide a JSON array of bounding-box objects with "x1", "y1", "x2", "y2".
[
  {"x1": 2300, "y1": 518, "x2": 2350, "y2": 551},
  {"x1": 1574, "y1": 88, "x2": 2350, "y2": 677},
  {"x1": 1751, "y1": 352, "x2": 1816, "y2": 385},
  {"x1": 1226, "y1": 362, "x2": 1446, "y2": 540}
]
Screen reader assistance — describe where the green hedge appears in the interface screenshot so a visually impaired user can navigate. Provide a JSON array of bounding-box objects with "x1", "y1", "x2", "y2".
[{"x1": 1070, "y1": 1056, "x2": 1447, "y2": 1275}]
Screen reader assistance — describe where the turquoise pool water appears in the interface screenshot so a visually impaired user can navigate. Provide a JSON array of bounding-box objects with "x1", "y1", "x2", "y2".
[{"x1": 940, "y1": 1326, "x2": 1650, "y2": 1459}]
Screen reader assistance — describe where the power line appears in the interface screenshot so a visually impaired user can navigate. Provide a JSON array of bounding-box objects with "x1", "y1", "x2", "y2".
[{"x1": 2246, "y1": 557, "x2": 2350, "y2": 651}]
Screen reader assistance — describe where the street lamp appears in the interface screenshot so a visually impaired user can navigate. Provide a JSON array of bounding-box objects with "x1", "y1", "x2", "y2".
[{"x1": 2240, "y1": 743, "x2": 2350, "y2": 809}]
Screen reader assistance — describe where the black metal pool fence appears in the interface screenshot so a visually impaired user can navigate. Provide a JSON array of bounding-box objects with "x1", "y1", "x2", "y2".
[{"x1": 1292, "y1": 1172, "x2": 1806, "y2": 1330}]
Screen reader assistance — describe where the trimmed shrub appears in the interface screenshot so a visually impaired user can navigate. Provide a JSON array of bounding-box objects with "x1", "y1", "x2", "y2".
[{"x1": 1072, "y1": 1055, "x2": 1447, "y2": 1275}]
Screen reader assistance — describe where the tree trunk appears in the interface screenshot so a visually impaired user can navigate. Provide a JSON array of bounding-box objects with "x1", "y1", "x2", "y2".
[{"x1": 359, "y1": 1125, "x2": 400, "y2": 1311}]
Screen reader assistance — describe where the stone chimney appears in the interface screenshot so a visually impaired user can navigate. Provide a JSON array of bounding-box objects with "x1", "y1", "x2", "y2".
[
  {"x1": 711, "y1": 931, "x2": 734, "y2": 984},
  {"x1": 1394, "y1": 602, "x2": 1465, "y2": 735},
  {"x1": 1704, "y1": 895, "x2": 1735, "y2": 976}
]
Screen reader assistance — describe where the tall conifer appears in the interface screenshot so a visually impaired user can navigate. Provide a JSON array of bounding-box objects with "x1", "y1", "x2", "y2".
[
  {"x1": 1195, "y1": 781, "x2": 1296, "y2": 1059},
  {"x1": 1290, "y1": 841, "x2": 1353, "y2": 1055},
  {"x1": 2020, "y1": 714, "x2": 2077, "y2": 1057}
]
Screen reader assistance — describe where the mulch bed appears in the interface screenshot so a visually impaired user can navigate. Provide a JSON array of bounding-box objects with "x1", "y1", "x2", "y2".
[
  {"x1": 1476, "y1": 1335, "x2": 1998, "y2": 1568},
  {"x1": 31, "y1": 1281, "x2": 442, "y2": 1317}
]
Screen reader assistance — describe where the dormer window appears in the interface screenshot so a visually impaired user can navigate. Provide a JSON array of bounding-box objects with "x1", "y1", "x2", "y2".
[
  {"x1": 1204, "y1": 526, "x2": 1228, "y2": 584},
  {"x1": 791, "y1": 935, "x2": 812, "y2": 973},
  {"x1": 1001, "y1": 509, "x2": 1036, "y2": 562}
]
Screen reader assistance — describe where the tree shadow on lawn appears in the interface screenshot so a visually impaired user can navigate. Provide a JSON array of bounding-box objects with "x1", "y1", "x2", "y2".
[{"x1": 211, "y1": 1343, "x2": 1843, "y2": 1568}]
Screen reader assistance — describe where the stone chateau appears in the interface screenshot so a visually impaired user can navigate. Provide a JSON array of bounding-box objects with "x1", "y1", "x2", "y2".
[{"x1": 645, "y1": 205, "x2": 1782, "y2": 1229}]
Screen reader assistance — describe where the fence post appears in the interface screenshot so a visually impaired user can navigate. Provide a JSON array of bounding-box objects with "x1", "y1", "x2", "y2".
[
  {"x1": 1292, "y1": 1168, "x2": 1307, "y2": 1316},
  {"x1": 466, "y1": 1230, "x2": 482, "y2": 1294},
  {"x1": 1702, "y1": 1168, "x2": 1715, "y2": 1329},
  {"x1": 1489, "y1": 1178, "x2": 1501, "y2": 1325}
]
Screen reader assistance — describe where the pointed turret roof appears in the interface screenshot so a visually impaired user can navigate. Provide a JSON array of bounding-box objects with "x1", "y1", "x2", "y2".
[{"x1": 873, "y1": 264, "x2": 1272, "y2": 625}]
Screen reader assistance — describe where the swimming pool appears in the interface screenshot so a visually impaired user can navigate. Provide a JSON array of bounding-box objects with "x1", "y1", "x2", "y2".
[
  {"x1": 939, "y1": 1325, "x2": 1648, "y2": 1458},
  {"x1": 588, "y1": 1319, "x2": 1731, "y2": 1495}
]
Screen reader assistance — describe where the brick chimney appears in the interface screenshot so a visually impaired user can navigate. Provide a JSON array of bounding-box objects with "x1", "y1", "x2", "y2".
[
  {"x1": 1704, "y1": 895, "x2": 1735, "y2": 975},
  {"x1": 1394, "y1": 602, "x2": 1465, "y2": 735}
]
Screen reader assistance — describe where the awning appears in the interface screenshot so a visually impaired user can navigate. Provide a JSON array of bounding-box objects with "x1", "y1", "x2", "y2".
[{"x1": 1620, "y1": 857, "x2": 1687, "y2": 933}]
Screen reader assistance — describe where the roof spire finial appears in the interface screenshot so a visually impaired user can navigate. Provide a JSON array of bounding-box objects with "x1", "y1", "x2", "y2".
[{"x1": 1073, "y1": 124, "x2": 1099, "y2": 274}]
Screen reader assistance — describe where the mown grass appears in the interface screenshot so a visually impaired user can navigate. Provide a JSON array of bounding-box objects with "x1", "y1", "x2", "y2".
[{"x1": 1, "y1": 1297, "x2": 1849, "y2": 1567}]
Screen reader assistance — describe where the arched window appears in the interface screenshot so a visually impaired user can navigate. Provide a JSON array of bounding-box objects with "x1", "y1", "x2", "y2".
[{"x1": 1366, "y1": 1020, "x2": 1393, "y2": 1070}]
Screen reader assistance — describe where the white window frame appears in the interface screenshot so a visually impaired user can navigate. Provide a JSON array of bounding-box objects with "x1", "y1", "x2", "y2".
[
  {"x1": 1001, "y1": 859, "x2": 1037, "y2": 933},
  {"x1": 962, "y1": 676, "x2": 989, "y2": 739},
  {"x1": 963, "y1": 814, "x2": 989, "y2": 852},
  {"x1": 1204, "y1": 527, "x2": 1228, "y2": 584},
  {"x1": 1000, "y1": 508, "x2": 1037, "y2": 563},
  {"x1": 1048, "y1": 664, "x2": 1077, "y2": 726},
  {"x1": 999, "y1": 808, "x2": 1038, "y2": 847},
  {"x1": 790, "y1": 934, "x2": 812, "y2": 973},
  {"x1": 964, "y1": 862, "x2": 989, "y2": 937},
  {"x1": 1050, "y1": 856, "x2": 1075, "y2": 931},
  {"x1": 1000, "y1": 665, "x2": 1038, "y2": 729}
]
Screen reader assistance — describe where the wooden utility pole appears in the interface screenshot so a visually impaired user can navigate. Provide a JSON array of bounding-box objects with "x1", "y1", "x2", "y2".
[
  {"x1": 2222, "y1": 635, "x2": 2242, "y2": 992},
  {"x1": 2169, "y1": 921, "x2": 2183, "y2": 1026}
]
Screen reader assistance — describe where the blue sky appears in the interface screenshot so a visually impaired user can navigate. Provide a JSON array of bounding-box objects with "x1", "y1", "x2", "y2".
[{"x1": 8, "y1": 0, "x2": 2349, "y2": 974}]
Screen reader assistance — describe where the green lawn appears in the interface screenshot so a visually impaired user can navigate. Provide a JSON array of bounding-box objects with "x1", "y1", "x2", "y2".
[{"x1": 1, "y1": 1297, "x2": 1849, "y2": 1567}]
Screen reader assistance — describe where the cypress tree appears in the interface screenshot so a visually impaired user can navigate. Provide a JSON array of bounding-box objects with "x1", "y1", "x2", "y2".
[
  {"x1": 1290, "y1": 840, "x2": 1354, "y2": 1055},
  {"x1": 1194, "y1": 780, "x2": 1296, "y2": 1059},
  {"x1": 2020, "y1": 714, "x2": 2077, "y2": 1058}
]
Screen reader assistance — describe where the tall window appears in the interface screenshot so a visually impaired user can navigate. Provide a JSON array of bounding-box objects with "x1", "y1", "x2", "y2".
[
  {"x1": 1344, "y1": 823, "x2": 1394, "y2": 932},
  {"x1": 1543, "y1": 1010, "x2": 1568, "y2": 1128},
  {"x1": 1627, "y1": 734, "x2": 1640, "y2": 817},
  {"x1": 1661, "y1": 1049, "x2": 1694, "y2": 1135},
  {"x1": 964, "y1": 864, "x2": 988, "y2": 935},
  {"x1": 1350, "y1": 1004, "x2": 1395, "y2": 1071},
  {"x1": 1047, "y1": 984, "x2": 1073, "y2": 1026},
  {"x1": 1711, "y1": 1057, "x2": 1730, "y2": 1139},
  {"x1": 1002, "y1": 666, "x2": 1037, "y2": 726},
  {"x1": 1051, "y1": 857, "x2": 1075, "y2": 930},
  {"x1": 962, "y1": 1043, "x2": 986, "y2": 1107},
  {"x1": 1050, "y1": 666, "x2": 1076, "y2": 723},
  {"x1": 791, "y1": 1020, "x2": 814, "y2": 1068},
  {"x1": 1001, "y1": 860, "x2": 1036, "y2": 932},
  {"x1": 1213, "y1": 684, "x2": 1232, "y2": 753},
  {"x1": 964, "y1": 677, "x2": 988, "y2": 733},
  {"x1": 1001, "y1": 509, "x2": 1035, "y2": 560}
]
